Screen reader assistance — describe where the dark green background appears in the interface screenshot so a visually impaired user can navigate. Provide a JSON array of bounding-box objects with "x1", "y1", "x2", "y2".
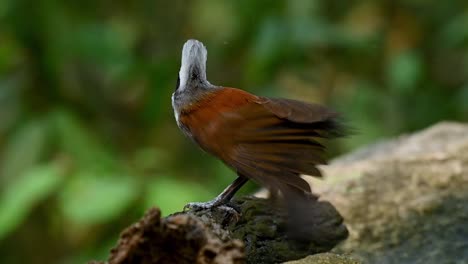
[{"x1": 0, "y1": 0, "x2": 467, "y2": 263}]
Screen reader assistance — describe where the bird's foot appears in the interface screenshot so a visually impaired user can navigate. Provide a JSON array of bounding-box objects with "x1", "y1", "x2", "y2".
[
  {"x1": 183, "y1": 200, "x2": 215, "y2": 212},
  {"x1": 183, "y1": 200, "x2": 240, "y2": 219}
]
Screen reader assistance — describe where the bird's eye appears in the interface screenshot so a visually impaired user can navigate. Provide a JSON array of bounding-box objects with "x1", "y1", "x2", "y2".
[{"x1": 175, "y1": 76, "x2": 180, "y2": 91}]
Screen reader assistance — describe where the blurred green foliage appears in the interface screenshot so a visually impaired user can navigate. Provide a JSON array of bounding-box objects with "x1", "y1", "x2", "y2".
[{"x1": 0, "y1": 0, "x2": 467, "y2": 263}]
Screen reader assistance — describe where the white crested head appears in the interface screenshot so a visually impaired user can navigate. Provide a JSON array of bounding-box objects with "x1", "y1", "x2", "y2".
[{"x1": 177, "y1": 39, "x2": 209, "y2": 91}]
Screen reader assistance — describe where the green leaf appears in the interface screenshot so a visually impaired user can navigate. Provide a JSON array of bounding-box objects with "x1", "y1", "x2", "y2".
[
  {"x1": 338, "y1": 82, "x2": 391, "y2": 149},
  {"x1": 131, "y1": 148, "x2": 166, "y2": 172},
  {"x1": 68, "y1": 23, "x2": 134, "y2": 79},
  {"x1": 191, "y1": 0, "x2": 238, "y2": 42},
  {"x1": 387, "y1": 51, "x2": 423, "y2": 94},
  {"x1": 0, "y1": 0, "x2": 12, "y2": 19},
  {"x1": 0, "y1": 164, "x2": 63, "y2": 240},
  {"x1": 438, "y1": 13, "x2": 468, "y2": 48},
  {"x1": 0, "y1": 119, "x2": 50, "y2": 184},
  {"x1": 0, "y1": 34, "x2": 24, "y2": 73},
  {"x1": 51, "y1": 110, "x2": 117, "y2": 171},
  {"x1": 59, "y1": 171, "x2": 138, "y2": 225},
  {"x1": 246, "y1": 18, "x2": 288, "y2": 84},
  {"x1": 457, "y1": 84, "x2": 468, "y2": 116},
  {"x1": 53, "y1": 110, "x2": 139, "y2": 225}
]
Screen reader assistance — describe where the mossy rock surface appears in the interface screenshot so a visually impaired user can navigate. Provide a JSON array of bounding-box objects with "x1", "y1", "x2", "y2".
[{"x1": 190, "y1": 196, "x2": 348, "y2": 264}]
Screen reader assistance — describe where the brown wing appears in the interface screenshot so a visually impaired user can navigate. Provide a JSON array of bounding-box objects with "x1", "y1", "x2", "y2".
[
  {"x1": 220, "y1": 96, "x2": 347, "y2": 194},
  {"x1": 179, "y1": 87, "x2": 346, "y2": 194},
  {"x1": 259, "y1": 97, "x2": 336, "y2": 123}
]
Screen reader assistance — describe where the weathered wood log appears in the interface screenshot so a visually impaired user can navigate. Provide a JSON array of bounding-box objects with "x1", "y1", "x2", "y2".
[{"x1": 90, "y1": 196, "x2": 348, "y2": 264}]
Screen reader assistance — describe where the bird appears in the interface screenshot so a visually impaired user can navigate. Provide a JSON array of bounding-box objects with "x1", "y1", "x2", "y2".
[{"x1": 172, "y1": 39, "x2": 347, "y2": 239}]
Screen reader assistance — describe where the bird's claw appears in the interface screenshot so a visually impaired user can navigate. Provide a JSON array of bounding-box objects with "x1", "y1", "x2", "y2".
[
  {"x1": 183, "y1": 201, "x2": 215, "y2": 212},
  {"x1": 183, "y1": 201, "x2": 240, "y2": 217}
]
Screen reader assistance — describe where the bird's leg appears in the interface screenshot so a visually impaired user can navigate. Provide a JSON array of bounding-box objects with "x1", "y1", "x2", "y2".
[{"x1": 184, "y1": 175, "x2": 248, "y2": 212}]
